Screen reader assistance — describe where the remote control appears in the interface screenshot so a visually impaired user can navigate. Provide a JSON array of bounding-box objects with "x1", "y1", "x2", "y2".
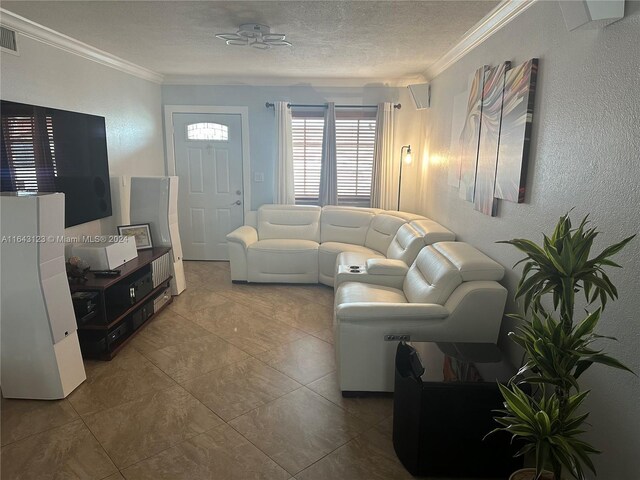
[{"x1": 92, "y1": 269, "x2": 121, "y2": 277}]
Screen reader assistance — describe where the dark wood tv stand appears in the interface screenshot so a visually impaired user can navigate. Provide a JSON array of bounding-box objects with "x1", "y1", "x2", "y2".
[{"x1": 70, "y1": 247, "x2": 173, "y2": 360}]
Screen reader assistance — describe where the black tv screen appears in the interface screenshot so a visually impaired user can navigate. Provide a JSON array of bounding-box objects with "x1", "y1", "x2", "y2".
[{"x1": 0, "y1": 100, "x2": 112, "y2": 227}]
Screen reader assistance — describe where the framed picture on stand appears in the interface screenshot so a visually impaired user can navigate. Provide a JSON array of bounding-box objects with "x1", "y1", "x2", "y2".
[{"x1": 117, "y1": 223, "x2": 153, "y2": 250}]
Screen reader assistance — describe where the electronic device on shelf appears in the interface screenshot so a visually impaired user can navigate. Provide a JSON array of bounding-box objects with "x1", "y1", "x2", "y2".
[
  {"x1": 91, "y1": 269, "x2": 121, "y2": 277},
  {"x1": 71, "y1": 291, "x2": 99, "y2": 325}
]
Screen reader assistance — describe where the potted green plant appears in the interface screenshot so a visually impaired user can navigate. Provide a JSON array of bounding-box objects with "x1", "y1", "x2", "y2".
[{"x1": 489, "y1": 213, "x2": 635, "y2": 480}]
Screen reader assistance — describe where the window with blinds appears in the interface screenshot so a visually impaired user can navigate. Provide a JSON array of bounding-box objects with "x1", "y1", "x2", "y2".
[
  {"x1": 1, "y1": 114, "x2": 57, "y2": 191},
  {"x1": 335, "y1": 116, "x2": 376, "y2": 207},
  {"x1": 292, "y1": 116, "x2": 324, "y2": 204},
  {"x1": 291, "y1": 110, "x2": 376, "y2": 206}
]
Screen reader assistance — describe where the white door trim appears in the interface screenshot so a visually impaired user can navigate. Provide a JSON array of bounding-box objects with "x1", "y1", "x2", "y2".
[{"x1": 164, "y1": 105, "x2": 251, "y2": 219}]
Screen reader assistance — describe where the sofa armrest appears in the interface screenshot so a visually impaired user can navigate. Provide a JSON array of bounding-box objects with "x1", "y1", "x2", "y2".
[
  {"x1": 365, "y1": 258, "x2": 409, "y2": 276},
  {"x1": 226, "y1": 226, "x2": 258, "y2": 249},
  {"x1": 335, "y1": 266, "x2": 406, "y2": 290},
  {"x1": 336, "y1": 302, "x2": 448, "y2": 323}
]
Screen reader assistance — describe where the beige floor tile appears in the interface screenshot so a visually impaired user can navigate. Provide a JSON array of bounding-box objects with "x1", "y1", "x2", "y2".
[
  {"x1": 144, "y1": 334, "x2": 249, "y2": 383},
  {"x1": 218, "y1": 287, "x2": 283, "y2": 316},
  {"x1": 81, "y1": 342, "x2": 143, "y2": 376},
  {"x1": 168, "y1": 286, "x2": 228, "y2": 316},
  {"x1": 129, "y1": 309, "x2": 212, "y2": 355},
  {"x1": 185, "y1": 260, "x2": 230, "y2": 273},
  {"x1": 306, "y1": 372, "x2": 393, "y2": 426},
  {"x1": 181, "y1": 358, "x2": 301, "y2": 421},
  {"x1": 121, "y1": 424, "x2": 289, "y2": 480},
  {"x1": 191, "y1": 267, "x2": 233, "y2": 290},
  {"x1": 183, "y1": 268, "x2": 208, "y2": 287},
  {"x1": 0, "y1": 396, "x2": 79, "y2": 446},
  {"x1": 68, "y1": 349, "x2": 175, "y2": 417},
  {"x1": 229, "y1": 387, "x2": 368, "y2": 475},
  {"x1": 103, "y1": 474, "x2": 126, "y2": 480},
  {"x1": 274, "y1": 302, "x2": 333, "y2": 334},
  {"x1": 286, "y1": 284, "x2": 335, "y2": 307},
  {"x1": 310, "y1": 328, "x2": 334, "y2": 344},
  {"x1": 295, "y1": 424, "x2": 412, "y2": 480},
  {"x1": 257, "y1": 336, "x2": 335, "y2": 385},
  {"x1": 83, "y1": 386, "x2": 223, "y2": 469},
  {"x1": 189, "y1": 301, "x2": 307, "y2": 355},
  {"x1": 0, "y1": 419, "x2": 117, "y2": 480},
  {"x1": 227, "y1": 285, "x2": 333, "y2": 335}
]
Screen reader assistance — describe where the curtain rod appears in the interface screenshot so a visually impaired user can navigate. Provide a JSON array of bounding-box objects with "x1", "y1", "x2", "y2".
[{"x1": 265, "y1": 102, "x2": 401, "y2": 110}]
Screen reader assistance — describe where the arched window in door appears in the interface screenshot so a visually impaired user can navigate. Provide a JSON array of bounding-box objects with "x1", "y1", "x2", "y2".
[{"x1": 186, "y1": 122, "x2": 228, "y2": 141}]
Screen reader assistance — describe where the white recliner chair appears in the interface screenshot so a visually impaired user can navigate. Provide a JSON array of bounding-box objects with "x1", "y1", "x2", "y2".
[
  {"x1": 335, "y1": 218, "x2": 457, "y2": 287},
  {"x1": 228, "y1": 204, "x2": 322, "y2": 283},
  {"x1": 334, "y1": 242, "x2": 507, "y2": 393}
]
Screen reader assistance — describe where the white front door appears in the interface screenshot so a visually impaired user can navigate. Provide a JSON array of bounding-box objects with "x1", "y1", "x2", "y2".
[{"x1": 172, "y1": 113, "x2": 244, "y2": 260}]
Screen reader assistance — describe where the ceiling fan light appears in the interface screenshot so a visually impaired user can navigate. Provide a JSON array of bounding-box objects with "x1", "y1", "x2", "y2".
[
  {"x1": 225, "y1": 38, "x2": 248, "y2": 46},
  {"x1": 251, "y1": 41, "x2": 271, "y2": 50},
  {"x1": 215, "y1": 33, "x2": 239, "y2": 41},
  {"x1": 267, "y1": 40, "x2": 292, "y2": 47},
  {"x1": 215, "y1": 23, "x2": 291, "y2": 49},
  {"x1": 262, "y1": 33, "x2": 286, "y2": 42}
]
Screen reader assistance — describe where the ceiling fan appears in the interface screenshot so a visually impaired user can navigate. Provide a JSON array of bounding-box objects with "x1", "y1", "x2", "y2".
[{"x1": 215, "y1": 23, "x2": 292, "y2": 50}]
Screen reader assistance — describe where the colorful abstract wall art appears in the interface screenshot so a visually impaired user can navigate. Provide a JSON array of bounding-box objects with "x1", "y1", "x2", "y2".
[
  {"x1": 458, "y1": 65, "x2": 488, "y2": 202},
  {"x1": 495, "y1": 58, "x2": 539, "y2": 203},
  {"x1": 474, "y1": 61, "x2": 511, "y2": 216}
]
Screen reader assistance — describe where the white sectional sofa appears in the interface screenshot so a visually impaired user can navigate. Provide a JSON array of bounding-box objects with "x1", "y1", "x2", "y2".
[{"x1": 226, "y1": 204, "x2": 456, "y2": 286}]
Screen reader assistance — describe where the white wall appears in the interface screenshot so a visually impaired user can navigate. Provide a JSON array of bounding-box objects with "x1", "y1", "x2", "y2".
[
  {"x1": 416, "y1": 2, "x2": 640, "y2": 478},
  {"x1": 0, "y1": 34, "x2": 165, "y2": 235},
  {"x1": 161, "y1": 84, "x2": 422, "y2": 211}
]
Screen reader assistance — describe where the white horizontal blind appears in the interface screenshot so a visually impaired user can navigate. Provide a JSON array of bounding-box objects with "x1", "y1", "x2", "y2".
[
  {"x1": 336, "y1": 116, "x2": 376, "y2": 207},
  {"x1": 292, "y1": 117, "x2": 324, "y2": 204},
  {"x1": 1, "y1": 114, "x2": 57, "y2": 191}
]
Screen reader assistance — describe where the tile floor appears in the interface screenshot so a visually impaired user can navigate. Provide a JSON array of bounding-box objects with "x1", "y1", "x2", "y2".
[{"x1": 0, "y1": 260, "x2": 414, "y2": 480}]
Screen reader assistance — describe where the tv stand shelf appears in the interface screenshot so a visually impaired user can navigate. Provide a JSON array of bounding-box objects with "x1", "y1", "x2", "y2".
[{"x1": 70, "y1": 247, "x2": 173, "y2": 360}]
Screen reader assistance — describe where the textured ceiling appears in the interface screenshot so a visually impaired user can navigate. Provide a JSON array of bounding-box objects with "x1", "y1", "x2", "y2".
[{"x1": 2, "y1": 1, "x2": 500, "y2": 83}]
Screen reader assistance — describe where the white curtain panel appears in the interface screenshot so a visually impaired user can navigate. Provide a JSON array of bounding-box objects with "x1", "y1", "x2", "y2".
[
  {"x1": 371, "y1": 102, "x2": 396, "y2": 209},
  {"x1": 274, "y1": 101, "x2": 295, "y2": 204},
  {"x1": 319, "y1": 102, "x2": 338, "y2": 206}
]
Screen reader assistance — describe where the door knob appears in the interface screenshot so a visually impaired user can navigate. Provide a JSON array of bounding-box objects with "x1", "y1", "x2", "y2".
[
  {"x1": 233, "y1": 200, "x2": 242, "y2": 206},
  {"x1": 236, "y1": 190, "x2": 242, "y2": 195}
]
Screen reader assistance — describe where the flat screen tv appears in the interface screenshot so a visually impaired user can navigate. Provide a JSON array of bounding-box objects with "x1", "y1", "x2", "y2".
[{"x1": 0, "y1": 100, "x2": 112, "y2": 227}]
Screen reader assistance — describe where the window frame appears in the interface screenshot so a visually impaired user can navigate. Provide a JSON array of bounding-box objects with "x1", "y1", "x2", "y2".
[
  {"x1": 290, "y1": 107, "x2": 377, "y2": 207},
  {"x1": 185, "y1": 122, "x2": 229, "y2": 142}
]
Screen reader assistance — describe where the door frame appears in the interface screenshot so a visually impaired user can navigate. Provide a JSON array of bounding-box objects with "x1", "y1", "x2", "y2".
[{"x1": 163, "y1": 105, "x2": 251, "y2": 219}]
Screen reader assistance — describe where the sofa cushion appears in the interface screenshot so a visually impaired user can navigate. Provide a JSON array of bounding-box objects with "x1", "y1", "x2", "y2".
[
  {"x1": 364, "y1": 214, "x2": 407, "y2": 254},
  {"x1": 319, "y1": 242, "x2": 379, "y2": 256},
  {"x1": 432, "y1": 242, "x2": 504, "y2": 281},
  {"x1": 410, "y1": 219, "x2": 456, "y2": 245},
  {"x1": 248, "y1": 239, "x2": 319, "y2": 253},
  {"x1": 247, "y1": 239, "x2": 319, "y2": 283},
  {"x1": 403, "y1": 246, "x2": 463, "y2": 305},
  {"x1": 386, "y1": 223, "x2": 425, "y2": 266},
  {"x1": 384, "y1": 211, "x2": 427, "y2": 222},
  {"x1": 320, "y1": 206, "x2": 374, "y2": 245},
  {"x1": 336, "y1": 282, "x2": 407, "y2": 306},
  {"x1": 257, "y1": 204, "x2": 321, "y2": 242}
]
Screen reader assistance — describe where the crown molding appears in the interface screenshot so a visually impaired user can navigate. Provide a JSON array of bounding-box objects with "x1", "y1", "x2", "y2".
[
  {"x1": 424, "y1": 0, "x2": 537, "y2": 80},
  {"x1": 162, "y1": 74, "x2": 428, "y2": 88},
  {"x1": 0, "y1": 8, "x2": 164, "y2": 84}
]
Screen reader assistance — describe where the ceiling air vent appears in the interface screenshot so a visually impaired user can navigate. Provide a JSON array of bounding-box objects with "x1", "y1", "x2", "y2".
[{"x1": 0, "y1": 26, "x2": 18, "y2": 54}]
